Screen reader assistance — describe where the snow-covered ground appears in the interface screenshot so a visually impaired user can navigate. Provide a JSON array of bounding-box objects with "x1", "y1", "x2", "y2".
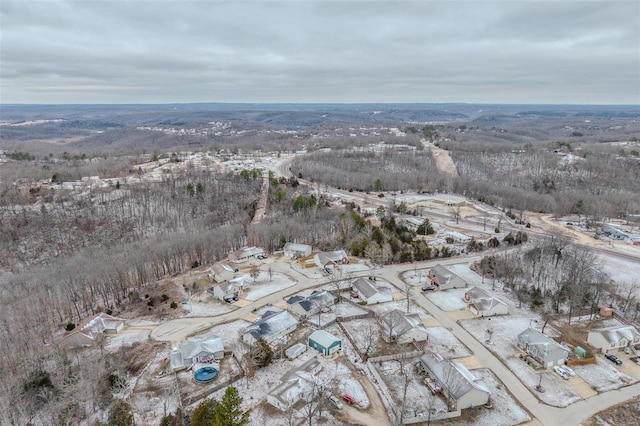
[
  {"x1": 183, "y1": 292, "x2": 236, "y2": 316},
  {"x1": 104, "y1": 329, "x2": 151, "y2": 351},
  {"x1": 425, "y1": 288, "x2": 469, "y2": 311},
  {"x1": 574, "y1": 358, "x2": 638, "y2": 392},
  {"x1": 244, "y1": 272, "x2": 297, "y2": 301},
  {"x1": 367, "y1": 300, "x2": 432, "y2": 318},
  {"x1": 426, "y1": 327, "x2": 472, "y2": 358}
]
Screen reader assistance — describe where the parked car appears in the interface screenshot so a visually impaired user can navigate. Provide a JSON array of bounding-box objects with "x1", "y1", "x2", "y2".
[
  {"x1": 350, "y1": 291, "x2": 359, "y2": 298},
  {"x1": 256, "y1": 255, "x2": 266, "y2": 260},
  {"x1": 328, "y1": 395, "x2": 343, "y2": 409},
  {"x1": 553, "y1": 366, "x2": 570, "y2": 380},
  {"x1": 562, "y1": 365, "x2": 575, "y2": 376},
  {"x1": 605, "y1": 353, "x2": 623, "y2": 365},
  {"x1": 340, "y1": 392, "x2": 355, "y2": 404},
  {"x1": 422, "y1": 285, "x2": 436, "y2": 291}
]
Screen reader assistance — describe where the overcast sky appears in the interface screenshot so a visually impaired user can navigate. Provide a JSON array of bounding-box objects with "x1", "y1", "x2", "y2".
[{"x1": 1, "y1": 0, "x2": 639, "y2": 104}]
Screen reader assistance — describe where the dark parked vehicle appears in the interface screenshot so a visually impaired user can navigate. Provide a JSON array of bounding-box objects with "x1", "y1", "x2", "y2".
[
  {"x1": 605, "y1": 353, "x2": 623, "y2": 365},
  {"x1": 422, "y1": 285, "x2": 436, "y2": 291}
]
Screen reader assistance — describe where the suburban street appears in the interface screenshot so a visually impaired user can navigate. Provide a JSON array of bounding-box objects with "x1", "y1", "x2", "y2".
[{"x1": 151, "y1": 252, "x2": 640, "y2": 425}]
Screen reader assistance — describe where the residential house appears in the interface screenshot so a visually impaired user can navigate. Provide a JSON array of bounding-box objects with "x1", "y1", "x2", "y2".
[
  {"x1": 308, "y1": 330, "x2": 342, "y2": 355},
  {"x1": 242, "y1": 310, "x2": 298, "y2": 346},
  {"x1": 429, "y1": 264, "x2": 467, "y2": 290},
  {"x1": 380, "y1": 309, "x2": 429, "y2": 344},
  {"x1": 267, "y1": 357, "x2": 323, "y2": 411},
  {"x1": 446, "y1": 231, "x2": 472, "y2": 243},
  {"x1": 209, "y1": 280, "x2": 243, "y2": 302},
  {"x1": 208, "y1": 262, "x2": 236, "y2": 283},
  {"x1": 229, "y1": 246, "x2": 265, "y2": 262},
  {"x1": 517, "y1": 328, "x2": 569, "y2": 368},
  {"x1": 601, "y1": 226, "x2": 628, "y2": 240},
  {"x1": 463, "y1": 287, "x2": 509, "y2": 317},
  {"x1": 352, "y1": 277, "x2": 393, "y2": 304},
  {"x1": 61, "y1": 313, "x2": 125, "y2": 349},
  {"x1": 588, "y1": 325, "x2": 640, "y2": 353},
  {"x1": 403, "y1": 217, "x2": 424, "y2": 232},
  {"x1": 419, "y1": 352, "x2": 490, "y2": 411},
  {"x1": 170, "y1": 336, "x2": 225, "y2": 371},
  {"x1": 283, "y1": 242, "x2": 312, "y2": 259},
  {"x1": 287, "y1": 290, "x2": 336, "y2": 318},
  {"x1": 313, "y1": 250, "x2": 349, "y2": 273}
]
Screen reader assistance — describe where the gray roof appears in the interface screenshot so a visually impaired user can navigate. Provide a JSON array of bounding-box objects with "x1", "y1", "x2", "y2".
[
  {"x1": 518, "y1": 328, "x2": 568, "y2": 357},
  {"x1": 419, "y1": 352, "x2": 490, "y2": 400},
  {"x1": 431, "y1": 264, "x2": 462, "y2": 286},
  {"x1": 592, "y1": 325, "x2": 640, "y2": 344},
  {"x1": 245, "y1": 310, "x2": 298, "y2": 341},
  {"x1": 180, "y1": 336, "x2": 224, "y2": 359},
  {"x1": 465, "y1": 287, "x2": 508, "y2": 313},
  {"x1": 289, "y1": 290, "x2": 336, "y2": 312},
  {"x1": 382, "y1": 309, "x2": 427, "y2": 337},
  {"x1": 353, "y1": 277, "x2": 379, "y2": 298}
]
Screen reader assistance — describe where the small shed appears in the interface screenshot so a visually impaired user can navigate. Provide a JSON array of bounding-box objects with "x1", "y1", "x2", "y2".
[
  {"x1": 308, "y1": 330, "x2": 342, "y2": 356},
  {"x1": 285, "y1": 343, "x2": 307, "y2": 359}
]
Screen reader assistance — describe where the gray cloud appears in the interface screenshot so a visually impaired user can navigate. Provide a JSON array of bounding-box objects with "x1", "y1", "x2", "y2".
[{"x1": 1, "y1": 0, "x2": 638, "y2": 104}]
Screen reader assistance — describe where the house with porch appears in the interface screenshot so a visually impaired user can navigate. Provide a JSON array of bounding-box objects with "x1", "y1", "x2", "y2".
[
  {"x1": 242, "y1": 310, "x2": 298, "y2": 346},
  {"x1": 208, "y1": 262, "x2": 237, "y2": 283},
  {"x1": 283, "y1": 242, "x2": 312, "y2": 258},
  {"x1": 380, "y1": 309, "x2": 429, "y2": 344},
  {"x1": 287, "y1": 290, "x2": 336, "y2": 318},
  {"x1": 419, "y1": 352, "x2": 490, "y2": 411},
  {"x1": 352, "y1": 277, "x2": 393, "y2": 304},
  {"x1": 517, "y1": 328, "x2": 569, "y2": 368},
  {"x1": 588, "y1": 325, "x2": 640, "y2": 353},
  {"x1": 61, "y1": 313, "x2": 125, "y2": 349},
  {"x1": 429, "y1": 264, "x2": 467, "y2": 290},
  {"x1": 267, "y1": 357, "x2": 323, "y2": 411},
  {"x1": 463, "y1": 287, "x2": 509, "y2": 317},
  {"x1": 170, "y1": 336, "x2": 225, "y2": 371},
  {"x1": 229, "y1": 246, "x2": 265, "y2": 262}
]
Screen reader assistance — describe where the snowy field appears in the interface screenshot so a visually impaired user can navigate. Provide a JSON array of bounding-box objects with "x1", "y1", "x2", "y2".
[
  {"x1": 425, "y1": 287, "x2": 469, "y2": 311},
  {"x1": 367, "y1": 300, "x2": 433, "y2": 318},
  {"x1": 573, "y1": 358, "x2": 638, "y2": 392},
  {"x1": 104, "y1": 329, "x2": 151, "y2": 351},
  {"x1": 426, "y1": 327, "x2": 472, "y2": 358},
  {"x1": 183, "y1": 291, "x2": 237, "y2": 316},
  {"x1": 244, "y1": 272, "x2": 297, "y2": 301}
]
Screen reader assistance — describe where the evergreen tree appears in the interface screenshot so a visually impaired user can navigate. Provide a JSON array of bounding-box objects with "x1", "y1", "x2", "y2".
[
  {"x1": 191, "y1": 398, "x2": 218, "y2": 426},
  {"x1": 214, "y1": 386, "x2": 249, "y2": 426}
]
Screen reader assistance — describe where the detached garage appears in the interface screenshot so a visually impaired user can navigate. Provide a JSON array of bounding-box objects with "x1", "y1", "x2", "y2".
[{"x1": 308, "y1": 330, "x2": 342, "y2": 356}]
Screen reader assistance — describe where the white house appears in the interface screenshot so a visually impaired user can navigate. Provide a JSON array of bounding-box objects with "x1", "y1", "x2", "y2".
[
  {"x1": 209, "y1": 281, "x2": 243, "y2": 302},
  {"x1": 429, "y1": 264, "x2": 467, "y2": 290},
  {"x1": 229, "y1": 246, "x2": 265, "y2": 262},
  {"x1": 242, "y1": 310, "x2": 298, "y2": 346},
  {"x1": 267, "y1": 358, "x2": 322, "y2": 411},
  {"x1": 313, "y1": 250, "x2": 349, "y2": 273},
  {"x1": 170, "y1": 336, "x2": 225, "y2": 371},
  {"x1": 588, "y1": 325, "x2": 640, "y2": 353},
  {"x1": 283, "y1": 242, "x2": 312, "y2": 258},
  {"x1": 61, "y1": 313, "x2": 125, "y2": 349},
  {"x1": 517, "y1": 328, "x2": 569, "y2": 368},
  {"x1": 463, "y1": 287, "x2": 509, "y2": 317},
  {"x1": 352, "y1": 277, "x2": 393, "y2": 304},
  {"x1": 380, "y1": 309, "x2": 429, "y2": 344},
  {"x1": 208, "y1": 262, "x2": 236, "y2": 283},
  {"x1": 286, "y1": 290, "x2": 336, "y2": 318},
  {"x1": 419, "y1": 352, "x2": 490, "y2": 411}
]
